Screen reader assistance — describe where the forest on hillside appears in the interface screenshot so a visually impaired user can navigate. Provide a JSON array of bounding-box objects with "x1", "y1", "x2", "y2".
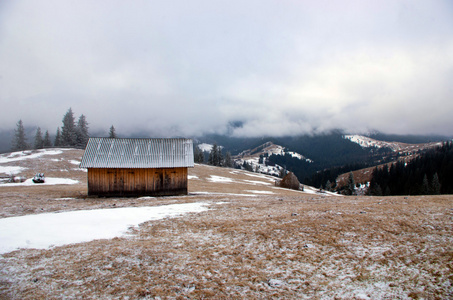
[
  {"x1": 8, "y1": 108, "x2": 119, "y2": 153},
  {"x1": 367, "y1": 142, "x2": 453, "y2": 195}
]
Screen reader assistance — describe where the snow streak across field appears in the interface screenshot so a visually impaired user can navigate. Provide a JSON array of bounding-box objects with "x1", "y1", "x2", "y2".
[
  {"x1": 0, "y1": 177, "x2": 79, "y2": 187},
  {"x1": 0, "y1": 203, "x2": 208, "y2": 254},
  {"x1": 0, "y1": 149, "x2": 68, "y2": 164}
]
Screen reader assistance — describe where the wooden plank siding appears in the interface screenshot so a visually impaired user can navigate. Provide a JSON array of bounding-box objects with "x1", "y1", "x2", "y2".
[{"x1": 87, "y1": 167, "x2": 188, "y2": 197}]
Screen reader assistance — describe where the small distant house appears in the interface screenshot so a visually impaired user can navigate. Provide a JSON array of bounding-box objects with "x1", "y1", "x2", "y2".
[{"x1": 80, "y1": 138, "x2": 194, "y2": 197}]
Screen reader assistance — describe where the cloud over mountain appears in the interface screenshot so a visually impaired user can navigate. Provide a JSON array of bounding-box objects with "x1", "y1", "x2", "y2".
[{"x1": 1, "y1": 0, "x2": 452, "y2": 137}]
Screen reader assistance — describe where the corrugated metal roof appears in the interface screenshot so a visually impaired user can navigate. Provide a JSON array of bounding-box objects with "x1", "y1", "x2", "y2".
[{"x1": 79, "y1": 138, "x2": 194, "y2": 168}]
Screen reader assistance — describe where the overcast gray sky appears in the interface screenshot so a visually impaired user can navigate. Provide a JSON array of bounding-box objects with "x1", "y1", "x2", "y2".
[{"x1": 1, "y1": 0, "x2": 452, "y2": 137}]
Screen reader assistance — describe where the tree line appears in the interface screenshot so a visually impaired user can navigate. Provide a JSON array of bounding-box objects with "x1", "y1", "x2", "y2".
[
  {"x1": 11, "y1": 108, "x2": 119, "y2": 152},
  {"x1": 194, "y1": 143, "x2": 234, "y2": 168},
  {"x1": 367, "y1": 142, "x2": 453, "y2": 195}
]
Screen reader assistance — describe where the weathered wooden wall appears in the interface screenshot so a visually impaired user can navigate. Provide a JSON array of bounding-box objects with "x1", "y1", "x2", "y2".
[{"x1": 87, "y1": 167, "x2": 188, "y2": 197}]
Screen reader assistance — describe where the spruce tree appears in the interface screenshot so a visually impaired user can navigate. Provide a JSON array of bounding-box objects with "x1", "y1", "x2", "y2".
[
  {"x1": 54, "y1": 128, "x2": 62, "y2": 147},
  {"x1": 374, "y1": 184, "x2": 383, "y2": 196},
  {"x1": 243, "y1": 161, "x2": 254, "y2": 172},
  {"x1": 346, "y1": 172, "x2": 355, "y2": 195},
  {"x1": 193, "y1": 145, "x2": 204, "y2": 163},
  {"x1": 75, "y1": 114, "x2": 89, "y2": 148},
  {"x1": 34, "y1": 127, "x2": 44, "y2": 149},
  {"x1": 217, "y1": 147, "x2": 223, "y2": 167},
  {"x1": 61, "y1": 108, "x2": 76, "y2": 146},
  {"x1": 43, "y1": 130, "x2": 52, "y2": 147},
  {"x1": 224, "y1": 151, "x2": 233, "y2": 168},
  {"x1": 325, "y1": 180, "x2": 332, "y2": 191},
  {"x1": 279, "y1": 166, "x2": 287, "y2": 178},
  {"x1": 422, "y1": 174, "x2": 430, "y2": 195},
  {"x1": 108, "y1": 125, "x2": 117, "y2": 138},
  {"x1": 431, "y1": 173, "x2": 441, "y2": 194},
  {"x1": 208, "y1": 144, "x2": 219, "y2": 166},
  {"x1": 12, "y1": 120, "x2": 28, "y2": 151}
]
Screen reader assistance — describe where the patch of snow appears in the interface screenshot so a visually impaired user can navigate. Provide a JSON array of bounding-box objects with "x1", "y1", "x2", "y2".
[
  {"x1": 0, "y1": 202, "x2": 208, "y2": 254},
  {"x1": 344, "y1": 135, "x2": 412, "y2": 152},
  {"x1": 191, "y1": 191, "x2": 257, "y2": 197},
  {"x1": 197, "y1": 143, "x2": 222, "y2": 152},
  {"x1": 246, "y1": 190, "x2": 275, "y2": 194},
  {"x1": 233, "y1": 142, "x2": 313, "y2": 177},
  {"x1": 188, "y1": 175, "x2": 199, "y2": 180},
  {"x1": 230, "y1": 171, "x2": 276, "y2": 182},
  {"x1": 69, "y1": 160, "x2": 80, "y2": 165},
  {"x1": 52, "y1": 198, "x2": 76, "y2": 201},
  {"x1": 0, "y1": 166, "x2": 26, "y2": 175},
  {"x1": 242, "y1": 180, "x2": 272, "y2": 186},
  {"x1": 137, "y1": 196, "x2": 156, "y2": 200},
  {"x1": 207, "y1": 175, "x2": 234, "y2": 183},
  {"x1": 0, "y1": 177, "x2": 79, "y2": 187},
  {"x1": 0, "y1": 149, "x2": 69, "y2": 164}
]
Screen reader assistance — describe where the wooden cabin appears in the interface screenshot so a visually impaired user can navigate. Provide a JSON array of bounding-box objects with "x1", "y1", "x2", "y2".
[{"x1": 79, "y1": 138, "x2": 194, "y2": 197}]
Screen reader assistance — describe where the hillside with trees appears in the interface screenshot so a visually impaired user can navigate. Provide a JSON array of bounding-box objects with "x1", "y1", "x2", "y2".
[
  {"x1": 9, "y1": 108, "x2": 90, "y2": 152},
  {"x1": 367, "y1": 142, "x2": 453, "y2": 195}
]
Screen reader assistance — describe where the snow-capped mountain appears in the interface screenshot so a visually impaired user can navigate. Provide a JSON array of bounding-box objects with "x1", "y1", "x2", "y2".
[
  {"x1": 344, "y1": 135, "x2": 442, "y2": 153},
  {"x1": 234, "y1": 142, "x2": 312, "y2": 176},
  {"x1": 197, "y1": 143, "x2": 216, "y2": 152}
]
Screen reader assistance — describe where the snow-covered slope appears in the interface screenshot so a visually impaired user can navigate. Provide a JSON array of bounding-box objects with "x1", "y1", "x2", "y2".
[
  {"x1": 197, "y1": 143, "x2": 221, "y2": 152},
  {"x1": 0, "y1": 148, "x2": 85, "y2": 185},
  {"x1": 234, "y1": 142, "x2": 312, "y2": 176},
  {"x1": 344, "y1": 135, "x2": 442, "y2": 153}
]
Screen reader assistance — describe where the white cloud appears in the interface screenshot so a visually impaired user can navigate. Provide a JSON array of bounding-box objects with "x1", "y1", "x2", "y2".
[{"x1": 0, "y1": 0, "x2": 452, "y2": 137}]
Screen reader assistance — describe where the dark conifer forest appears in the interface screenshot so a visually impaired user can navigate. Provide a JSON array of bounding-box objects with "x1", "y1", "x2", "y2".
[{"x1": 367, "y1": 142, "x2": 453, "y2": 195}]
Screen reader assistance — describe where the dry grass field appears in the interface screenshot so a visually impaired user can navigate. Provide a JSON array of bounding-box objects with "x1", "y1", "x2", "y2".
[{"x1": 0, "y1": 149, "x2": 452, "y2": 299}]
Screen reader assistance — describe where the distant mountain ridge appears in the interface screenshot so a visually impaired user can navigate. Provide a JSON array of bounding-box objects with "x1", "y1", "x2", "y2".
[
  {"x1": 196, "y1": 131, "x2": 451, "y2": 183},
  {"x1": 344, "y1": 134, "x2": 443, "y2": 153},
  {"x1": 234, "y1": 141, "x2": 312, "y2": 177}
]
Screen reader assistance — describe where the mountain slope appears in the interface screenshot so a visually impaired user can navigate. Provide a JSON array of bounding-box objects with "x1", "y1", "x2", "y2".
[
  {"x1": 344, "y1": 134, "x2": 443, "y2": 153},
  {"x1": 1, "y1": 148, "x2": 452, "y2": 299}
]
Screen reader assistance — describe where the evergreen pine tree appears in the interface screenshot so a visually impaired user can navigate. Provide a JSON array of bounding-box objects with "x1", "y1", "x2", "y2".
[
  {"x1": 422, "y1": 174, "x2": 430, "y2": 195},
  {"x1": 217, "y1": 147, "x2": 223, "y2": 167},
  {"x1": 75, "y1": 114, "x2": 89, "y2": 148},
  {"x1": 279, "y1": 166, "x2": 287, "y2": 178},
  {"x1": 346, "y1": 171, "x2": 355, "y2": 195},
  {"x1": 12, "y1": 120, "x2": 28, "y2": 151},
  {"x1": 325, "y1": 180, "x2": 332, "y2": 191},
  {"x1": 61, "y1": 108, "x2": 76, "y2": 146},
  {"x1": 374, "y1": 184, "x2": 383, "y2": 196},
  {"x1": 34, "y1": 127, "x2": 44, "y2": 149},
  {"x1": 224, "y1": 151, "x2": 233, "y2": 168},
  {"x1": 108, "y1": 125, "x2": 117, "y2": 138},
  {"x1": 243, "y1": 161, "x2": 254, "y2": 172},
  {"x1": 194, "y1": 145, "x2": 204, "y2": 163},
  {"x1": 431, "y1": 173, "x2": 441, "y2": 195},
  {"x1": 54, "y1": 128, "x2": 62, "y2": 147},
  {"x1": 208, "y1": 144, "x2": 220, "y2": 166},
  {"x1": 43, "y1": 130, "x2": 52, "y2": 147}
]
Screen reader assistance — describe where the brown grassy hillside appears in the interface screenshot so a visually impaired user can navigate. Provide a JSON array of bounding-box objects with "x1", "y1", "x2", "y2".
[{"x1": 0, "y1": 149, "x2": 452, "y2": 299}]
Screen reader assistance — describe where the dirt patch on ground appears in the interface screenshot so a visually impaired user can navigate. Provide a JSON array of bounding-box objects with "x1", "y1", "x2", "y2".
[{"x1": 0, "y1": 156, "x2": 452, "y2": 299}]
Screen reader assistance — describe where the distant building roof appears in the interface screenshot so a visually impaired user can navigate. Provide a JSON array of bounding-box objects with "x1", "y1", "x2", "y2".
[{"x1": 80, "y1": 138, "x2": 194, "y2": 169}]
